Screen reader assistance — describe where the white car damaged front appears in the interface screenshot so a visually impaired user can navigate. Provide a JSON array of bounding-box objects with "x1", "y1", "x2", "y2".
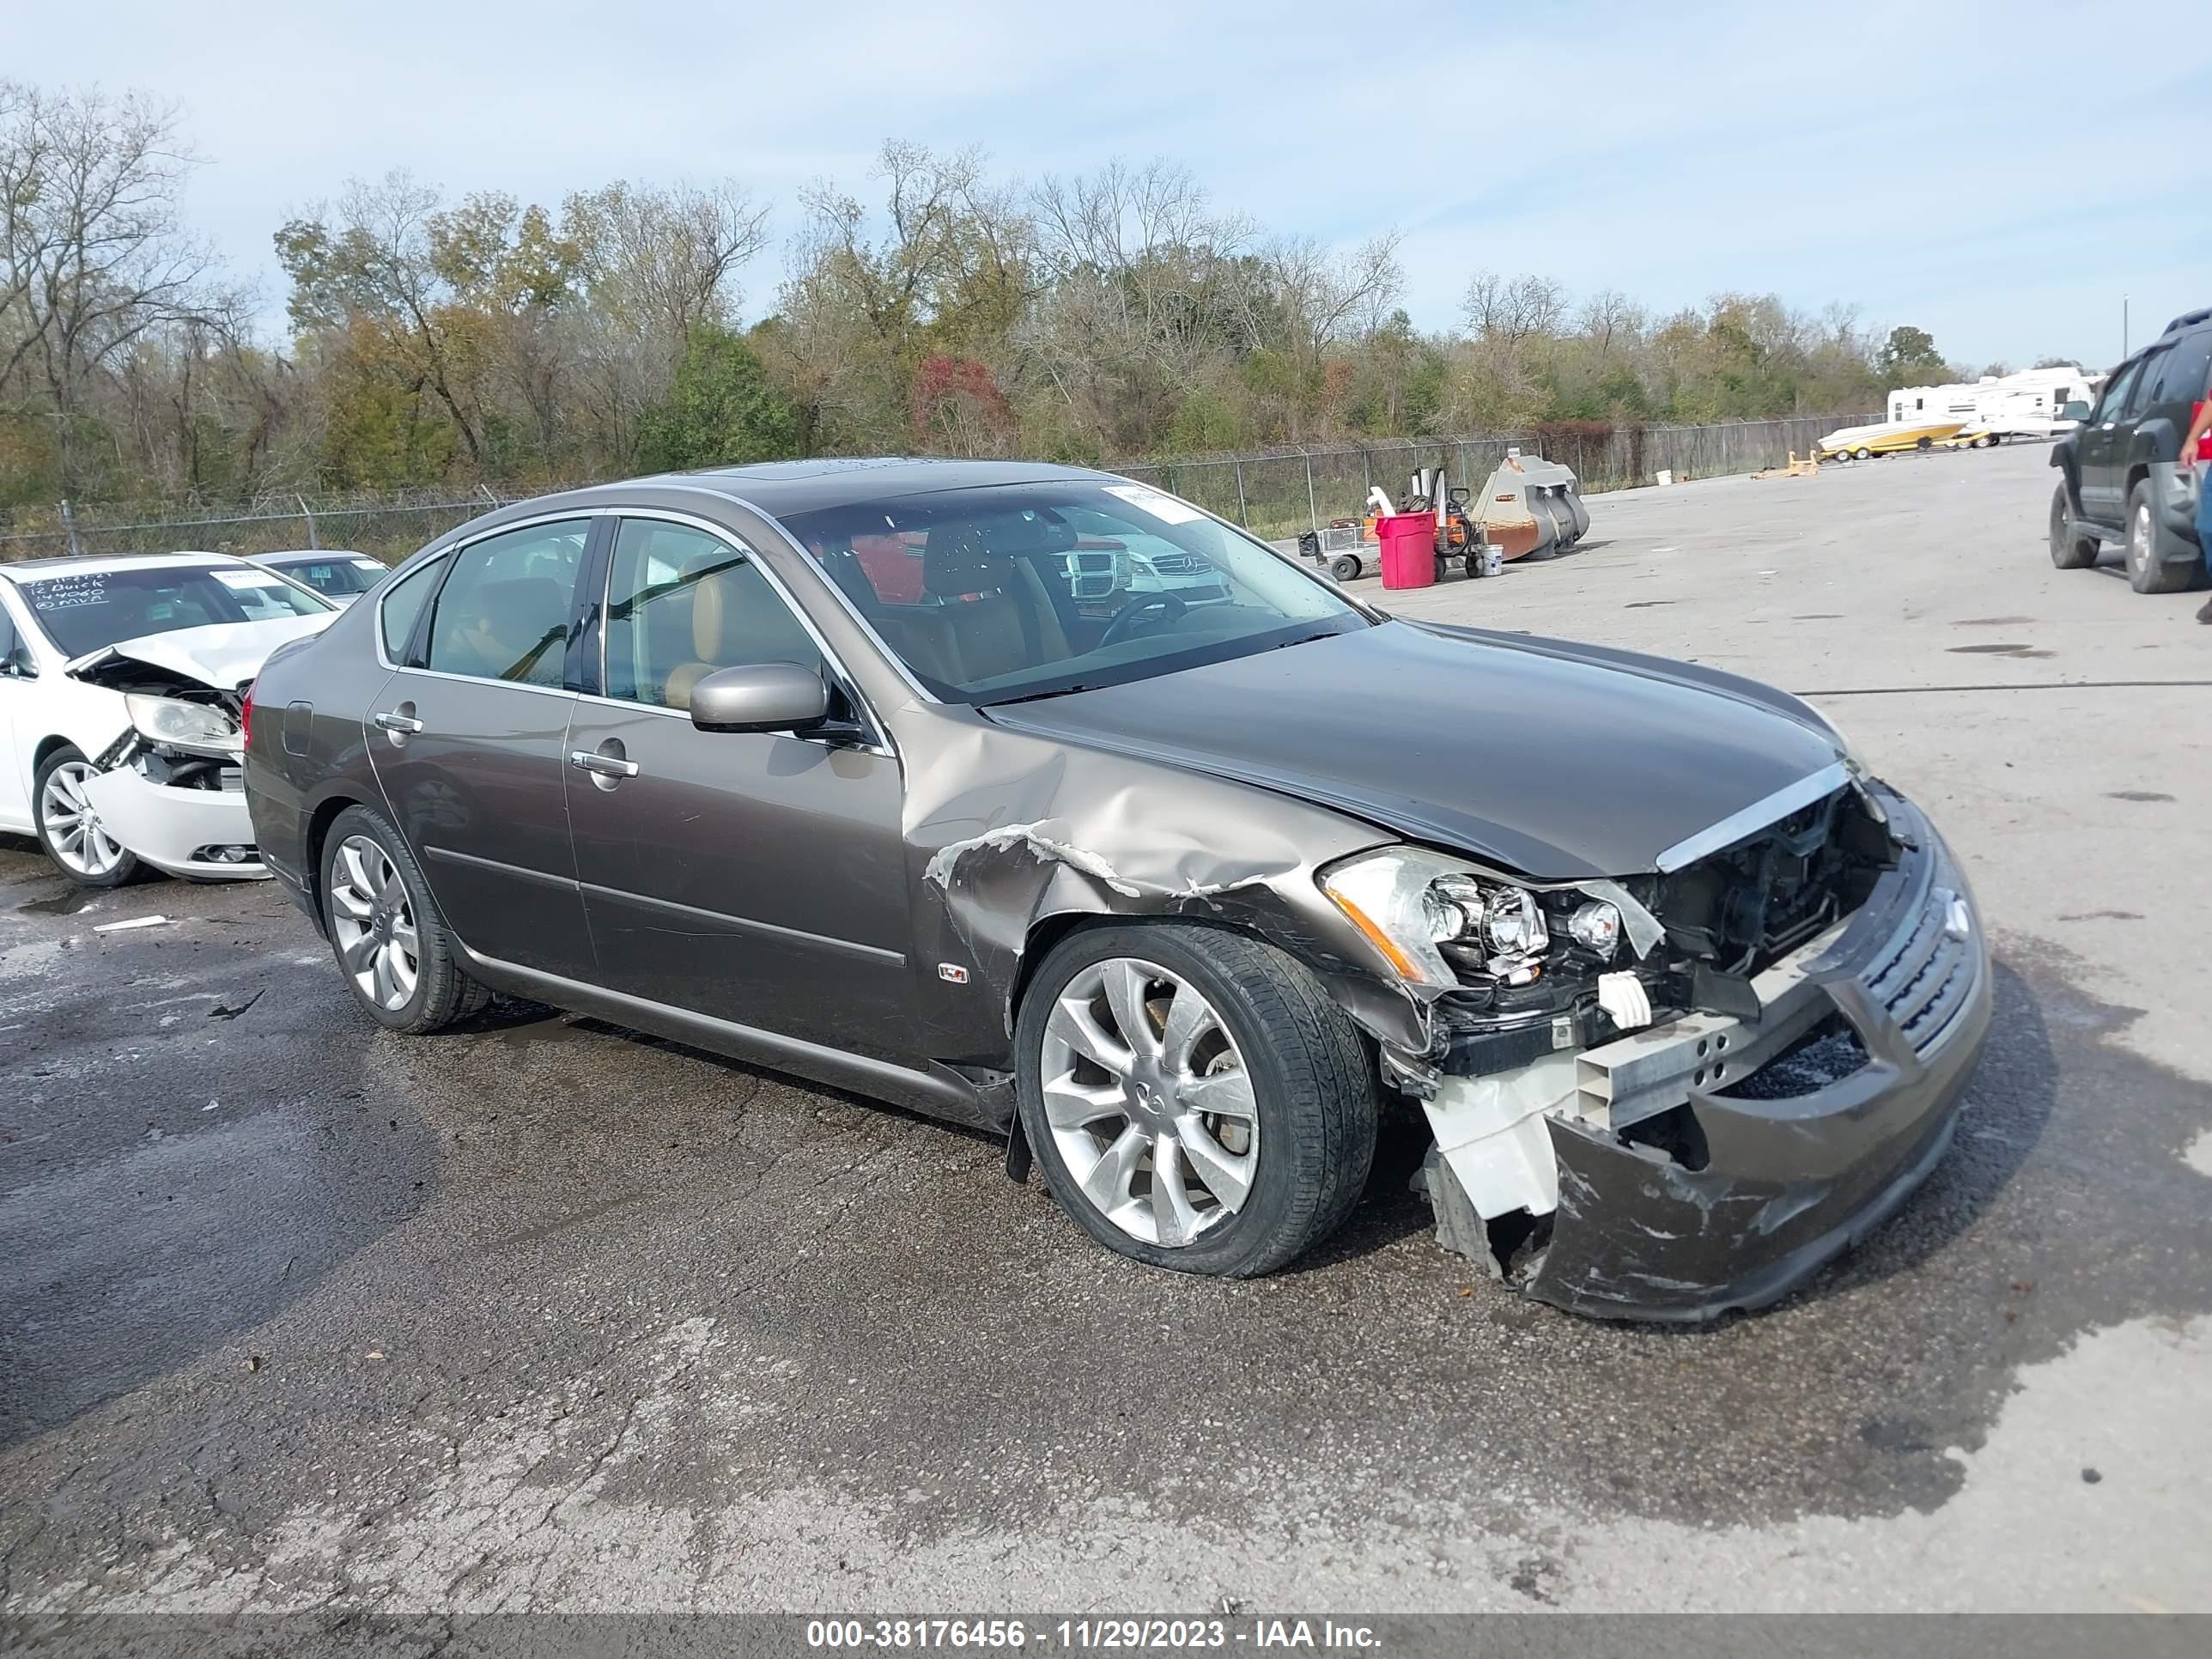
[{"x1": 58, "y1": 614, "x2": 333, "y2": 884}]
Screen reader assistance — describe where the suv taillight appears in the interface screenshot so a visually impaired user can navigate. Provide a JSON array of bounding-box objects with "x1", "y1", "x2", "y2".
[{"x1": 240, "y1": 679, "x2": 256, "y2": 748}]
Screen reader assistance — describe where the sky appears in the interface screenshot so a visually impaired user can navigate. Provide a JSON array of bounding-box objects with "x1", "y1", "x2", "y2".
[{"x1": 8, "y1": 0, "x2": 2209, "y2": 372}]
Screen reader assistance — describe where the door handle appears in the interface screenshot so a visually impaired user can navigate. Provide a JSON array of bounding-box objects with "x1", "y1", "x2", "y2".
[
  {"x1": 568, "y1": 749, "x2": 640, "y2": 779},
  {"x1": 374, "y1": 711, "x2": 424, "y2": 733}
]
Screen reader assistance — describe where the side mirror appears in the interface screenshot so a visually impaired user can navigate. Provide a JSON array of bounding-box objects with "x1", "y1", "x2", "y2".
[{"x1": 688, "y1": 662, "x2": 831, "y2": 734}]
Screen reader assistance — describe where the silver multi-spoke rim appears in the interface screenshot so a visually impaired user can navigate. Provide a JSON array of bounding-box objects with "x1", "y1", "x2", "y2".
[
  {"x1": 329, "y1": 835, "x2": 420, "y2": 1012},
  {"x1": 1039, "y1": 957, "x2": 1260, "y2": 1248},
  {"x1": 40, "y1": 761, "x2": 126, "y2": 878}
]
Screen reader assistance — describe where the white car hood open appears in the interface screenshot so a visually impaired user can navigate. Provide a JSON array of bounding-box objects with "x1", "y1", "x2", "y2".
[{"x1": 65, "y1": 613, "x2": 335, "y2": 690}]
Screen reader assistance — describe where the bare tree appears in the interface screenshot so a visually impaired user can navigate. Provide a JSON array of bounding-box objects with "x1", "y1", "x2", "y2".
[{"x1": 0, "y1": 81, "x2": 222, "y2": 493}]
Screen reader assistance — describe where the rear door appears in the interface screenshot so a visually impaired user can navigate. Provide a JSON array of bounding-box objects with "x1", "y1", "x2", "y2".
[
  {"x1": 562, "y1": 514, "x2": 914, "y2": 1054},
  {"x1": 367, "y1": 516, "x2": 599, "y2": 981}
]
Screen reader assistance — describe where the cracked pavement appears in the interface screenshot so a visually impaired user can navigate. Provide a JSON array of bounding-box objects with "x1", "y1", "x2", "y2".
[{"x1": 2, "y1": 445, "x2": 2209, "y2": 1615}]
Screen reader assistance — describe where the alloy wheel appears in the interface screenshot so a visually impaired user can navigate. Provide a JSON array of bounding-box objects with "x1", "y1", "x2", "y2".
[
  {"x1": 40, "y1": 761, "x2": 126, "y2": 878},
  {"x1": 330, "y1": 835, "x2": 421, "y2": 1012},
  {"x1": 2130, "y1": 501, "x2": 2153, "y2": 578},
  {"x1": 1037, "y1": 957, "x2": 1261, "y2": 1248}
]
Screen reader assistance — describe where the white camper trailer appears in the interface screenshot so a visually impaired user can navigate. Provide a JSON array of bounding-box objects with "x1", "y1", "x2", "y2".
[{"x1": 1889, "y1": 366, "x2": 2101, "y2": 447}]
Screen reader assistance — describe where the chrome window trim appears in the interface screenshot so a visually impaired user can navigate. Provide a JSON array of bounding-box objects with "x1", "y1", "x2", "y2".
[
  {"x1": 592, "y1": 504, "x2": 898, "y2": 758},
  {"x1": 1654, "y1": 760, "x2": 1854, "y2": 874}
]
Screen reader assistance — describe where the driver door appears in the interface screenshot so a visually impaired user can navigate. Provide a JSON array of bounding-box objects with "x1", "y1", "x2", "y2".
[{"x1": 563, "y1": 516, "x2": 914, "y2": 1055}]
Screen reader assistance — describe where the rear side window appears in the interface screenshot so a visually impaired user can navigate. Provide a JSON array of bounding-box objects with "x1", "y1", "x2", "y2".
[
  {"x1": 2094, "y1": 360, "x2": 2142, "y2": 422},
  {"x1": 2150, "y1": 331, "x2": 2212, "y2": 407},
  {"x1": 379, "y1": 556, "x2": 447, "y2": 664},
  {"x1": 423, "y1": 521, "x2": 589, "y2": 686},
  {"x1": 2122, "y1": 349, "x2": 2169, "y2": 420}
]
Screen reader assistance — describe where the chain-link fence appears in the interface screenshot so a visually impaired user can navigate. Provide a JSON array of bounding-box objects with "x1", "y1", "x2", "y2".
[
  {"x1": 1120, "y1": 415, "x2": 1869, "y2": 542},
  {"x1": 0, "y1": 483, "x2": 555, "y2": 567},
  {"x1": 0, "y1": 414, "x2": 1869, "y2": 565}
]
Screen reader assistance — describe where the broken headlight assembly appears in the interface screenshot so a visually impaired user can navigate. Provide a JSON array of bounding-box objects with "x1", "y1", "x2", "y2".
[
  {"x1": 125, "y1": 692, "x2": 244, "y2": 759},
  {"x1": 1320, "y1": 848, "x2": 1603, "y2": 991}
]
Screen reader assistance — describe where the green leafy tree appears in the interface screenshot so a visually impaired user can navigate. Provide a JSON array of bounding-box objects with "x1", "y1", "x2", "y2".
[
  {"x1": 1876, "y1": 325, "x2": 1949, "y2": 387},
  {"x1": 635, "y1": 325, "x2": 799, "y2": 471}
]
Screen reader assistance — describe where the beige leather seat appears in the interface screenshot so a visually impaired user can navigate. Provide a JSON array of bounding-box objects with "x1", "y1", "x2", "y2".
[
  {"x1": 919, "y1": 526, "x2": 1070, "y2": 684},
  {"x1": 662, "y1": 554, "x2": 821, "y2": 709}
]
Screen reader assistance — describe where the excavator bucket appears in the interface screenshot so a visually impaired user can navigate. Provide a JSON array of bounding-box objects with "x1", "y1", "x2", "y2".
[{"x1": 1474, "y1": 450, "x2": 1589, "y2": 561}]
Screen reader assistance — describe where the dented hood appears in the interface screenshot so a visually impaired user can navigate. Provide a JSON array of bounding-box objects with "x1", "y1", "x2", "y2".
[
  {"x1": 980, "y1": 620, "x2": 1848, "y2": 881},
  {"x1": 66, "y1": 613, "x2": 335, "y2": 690}
]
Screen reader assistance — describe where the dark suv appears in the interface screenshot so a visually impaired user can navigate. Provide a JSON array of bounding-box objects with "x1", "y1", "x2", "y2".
[{"x1": 2049, "y1": 306, "x2": 2210, "y2": 593}]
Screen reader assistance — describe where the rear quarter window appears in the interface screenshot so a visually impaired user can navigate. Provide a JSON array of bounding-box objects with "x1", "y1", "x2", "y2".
[{"x1": 379, "y1": 556, "x2": 447, "y2": 663}]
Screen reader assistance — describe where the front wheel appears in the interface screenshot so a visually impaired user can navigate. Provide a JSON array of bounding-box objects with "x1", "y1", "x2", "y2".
[
  {"x1": 34, "y1": 747, "x2": 139, "y2": 888},
  {"x1": 320, "y1": 804, "x2": 489, "y2": 1033},
  {"x1": 2049, "y1": 483, "x2": 2100, "y2": 569},
  {"x1": 1014, "y1": 924, "x2": 1376, "y2": 1277},
  {"x1": 1328, "y1": 552, "x2": 1361, "y2": 582},
  {"x1": 2125, "y1": 480, "x2": 2194, "y2": 593}
]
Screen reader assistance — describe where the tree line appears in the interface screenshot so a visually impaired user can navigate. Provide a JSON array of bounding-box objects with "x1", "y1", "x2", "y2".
[{"x1": 3, "y1": 81, "x2": 1974, "y2": 513}]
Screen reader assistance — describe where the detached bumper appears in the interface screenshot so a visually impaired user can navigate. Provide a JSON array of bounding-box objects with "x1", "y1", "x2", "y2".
[
  {"x1": 1526, "y1": 807, "x2": 1990, "y2": 1322},
  {"x1": 77, "y1": 767, "x2": 267, "y2": 881}
]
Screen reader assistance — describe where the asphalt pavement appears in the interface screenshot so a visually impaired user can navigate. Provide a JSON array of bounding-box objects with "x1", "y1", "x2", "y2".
[{"x1": 2, "y1": 442, "x2": 2208, "y2": 1617}]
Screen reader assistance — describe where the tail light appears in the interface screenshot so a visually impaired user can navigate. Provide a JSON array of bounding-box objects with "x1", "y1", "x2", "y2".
[{"x1": 240, "y1": 679, "x2": 256, "y2": 748}]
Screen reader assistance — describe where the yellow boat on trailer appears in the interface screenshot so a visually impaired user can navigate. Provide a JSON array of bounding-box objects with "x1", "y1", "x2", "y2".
[{"x1": 1815, "y1": 417, "x2": 1967, "y2": 461}]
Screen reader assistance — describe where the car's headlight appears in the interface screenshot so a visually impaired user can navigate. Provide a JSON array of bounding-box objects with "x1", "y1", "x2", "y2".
[
  {"x1": 126, "y1": 692, "x2": 242, "y2": 756},
  {"x1": 1320, "y1": 847, "x2": 1553, "y2": 988}
]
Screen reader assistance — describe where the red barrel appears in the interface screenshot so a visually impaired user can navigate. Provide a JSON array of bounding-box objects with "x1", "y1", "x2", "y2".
[{"x1": 1376, "y1": 512, "x2": 1437, "y2": 589}]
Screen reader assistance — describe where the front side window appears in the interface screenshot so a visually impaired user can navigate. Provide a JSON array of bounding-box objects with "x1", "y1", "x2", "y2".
[
  {"x1": 603, "y1": 520, "x2": 821, "y2": 709},
  {"x1": 15, "y1": 562, "x2": 329, "y2": 659},
  {"x1": 2122, "y1": 349, "x2": 2169, "y2": 419},
  {"x1": 0, "y1": 599, "x2": 29, "y2": 677},
  {"x1": 422, "y1": 520, "x2": 588, "y2": 686},
  {"x1": 784, "y1": 480, "x2": 1366, "y2": 705}
]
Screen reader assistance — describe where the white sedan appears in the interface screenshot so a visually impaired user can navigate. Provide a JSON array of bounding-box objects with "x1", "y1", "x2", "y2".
[{"x1": 0, "y1": 553, "x2": 337, "y2": 887}]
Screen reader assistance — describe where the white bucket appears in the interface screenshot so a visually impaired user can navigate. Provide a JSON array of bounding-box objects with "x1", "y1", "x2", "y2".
[{"x1": 1653, "y1": 468, "x2": 1674, "y2": 487}]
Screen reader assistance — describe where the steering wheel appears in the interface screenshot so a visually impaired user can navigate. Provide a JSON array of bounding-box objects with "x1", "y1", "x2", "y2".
[{"x1": 1098, "y1": 591, "x2": 1188, "y2": 647}]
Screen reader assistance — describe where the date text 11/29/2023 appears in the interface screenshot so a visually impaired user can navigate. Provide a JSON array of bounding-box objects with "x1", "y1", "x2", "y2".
[{"x1": 805, "y1": 1618, "x2": 1383, "y2": 1650}]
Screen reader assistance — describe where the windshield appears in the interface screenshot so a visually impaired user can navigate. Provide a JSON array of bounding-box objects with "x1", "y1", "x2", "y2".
[
  {"x1": 269, "y1": 555, "x2": 388, "y2": 597},
  {"x1": 783, "y1": 481, "x2": 1367, "y2": 703},
  {"x1": 15, "y1": 562, "x2": 332, "y2": 658}
]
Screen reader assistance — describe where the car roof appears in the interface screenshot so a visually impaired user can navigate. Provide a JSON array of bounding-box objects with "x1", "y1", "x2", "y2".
[
  {"x1": 252, "y1": 549, "x2": 368, "y2": 563},
  {"x1": 0, "y1": 550, "x2": 258, "y2": 582},
  {"x1": 471, "y1": 459, "x2": 1123, "y2": 532}
]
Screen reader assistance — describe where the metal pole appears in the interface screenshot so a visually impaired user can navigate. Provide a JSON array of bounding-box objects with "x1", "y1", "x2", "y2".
[
  {"x1": 2122, "y1": 295, "x2": 2129, "y2": 358},
  {"x1": 1304, "y1": 453, "x2": 1319, "y2": 534},
  {"x1": 58, "y1": 499, "x2": 82, "y2": 558},
  {"x1": 1232, "y1": 459, "x2": 1248, "y2": 527},
  {"x1": 296, "y1": 494, "x2": 319, "y2": 550}
]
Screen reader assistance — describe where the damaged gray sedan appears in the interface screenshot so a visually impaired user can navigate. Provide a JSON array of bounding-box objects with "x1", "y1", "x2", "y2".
[{"x1": 242, "y1": 460, "x2": 1990, "y2": 1320}]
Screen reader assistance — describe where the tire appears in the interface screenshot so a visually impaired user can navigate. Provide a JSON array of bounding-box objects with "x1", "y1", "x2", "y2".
[
  {"x1": 2124, "y1": 479, "x2": 2194, "y2": 594},
  {"x1": 1328, "y1": 552, "x2": 1361, "y2": 582},
  {"x1": 1853, "y1": 447, "x2": 1872, "y2": 461},
  {"x1": 2049, "y1": 483, "x2": 2100, "y2": 569},
  {"x1": 1013, "y1": 922, "x2": 1376, "y2": 1278},
  {"x1": 33, "y1": 746, "x2": 140, "y2": 888},
  {"x1": 1916, "y1": 435, "x2": 1933, "y2": 452},
  {"x1": 319, "y1": 803, "x2": 490, "y2": 1033}
]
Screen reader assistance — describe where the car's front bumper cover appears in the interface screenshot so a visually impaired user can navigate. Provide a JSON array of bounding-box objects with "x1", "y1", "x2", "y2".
[
  {"x1": 77, "y1": 765, "x2": 267, "y2": 881},
  {"x1": 1522, "y1": 800, "x2": 1991, "y2": 1322}
]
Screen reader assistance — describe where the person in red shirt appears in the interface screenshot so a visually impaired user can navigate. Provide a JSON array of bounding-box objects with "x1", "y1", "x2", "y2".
[{"x1": 2186, "y1": 398, "x2": 2212, "y2": 623}]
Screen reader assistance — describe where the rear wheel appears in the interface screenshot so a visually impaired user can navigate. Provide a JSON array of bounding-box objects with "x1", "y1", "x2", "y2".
[
  {"x1": 1853, "y1": 447, "x2": 1872, "y2": 461},
  {"x1": 320, "y1": 803, "x2": 490, "y2": 1033},
  {"x1": 1328, "y1": 552, "x2": 1361, "y2": 581},
  {"x1": 1014, "y1": 924, "x2": 1376, "y2": 1278},
  {"x1": 2048, "y1": 483, "x2": 2100, "y2": 569},
  {"x1": 2125, "y1": 480, "x2": 2194, "y2": 593},
  {"x1": 34, "y1": 747, "x2": 138, "y2": 888}
]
